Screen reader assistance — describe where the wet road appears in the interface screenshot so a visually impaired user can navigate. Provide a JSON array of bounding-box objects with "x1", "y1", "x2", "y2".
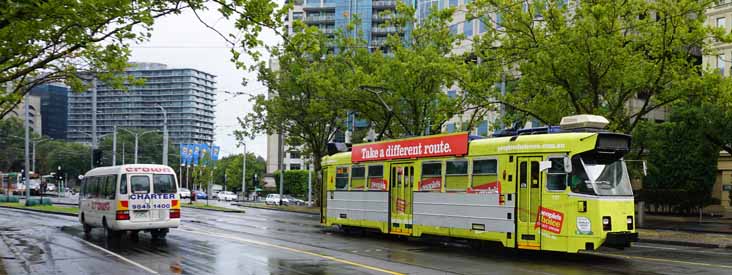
[{"x1": 1, "y1": 207, "x2": 731, "y2": 275}]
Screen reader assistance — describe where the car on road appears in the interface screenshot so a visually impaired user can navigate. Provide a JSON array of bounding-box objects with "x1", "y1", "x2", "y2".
[
  {"x1": 27, "y1": 180, "x2": 41, "y2": 195},
  {"x1": 217, "y1": 191, "x2": 237, "y2": 201},
  {"x1": 179, "y1": 188, "x2": 191, "y2": 199},
  {"x1": 46, "y1": 183, "x2": 56, "y2": 192},
  {"x1": 265, "y1": 194, "x2": 298, "y2": 205},
  {"x1": 283, "y1": 195, "x2": 305, "y2": 206},
  {"x1": 195, "y1": 191, "x2": 208, "y2": 200}
]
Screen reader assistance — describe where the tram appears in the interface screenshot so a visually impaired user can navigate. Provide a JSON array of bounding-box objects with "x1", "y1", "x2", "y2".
[{"x1": 321, "y1": 115, "x2": 637, "y2": 253}]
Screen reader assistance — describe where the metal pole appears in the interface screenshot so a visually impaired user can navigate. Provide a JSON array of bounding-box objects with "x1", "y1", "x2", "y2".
[
  {"x1": 122, "y1": 142, "x2": 125, "y2": 165},
  {"x1": 112, "y1": 126, "x2": 117, "y2": 166},
  {"x1": 308, "y1": 167, "x2": 312, "y2": 204},
  {"x1": 24, "y1": 94, "x2": 31, "y2": 205},
  {"x1": 157, "y1": 105, "x2": 168, "y2": 166},
  {"x1": 278, "y1": 132, "x2": 284, "y2": 205},
  {"x1": 134, "y1": 134, "x2": 139, "y2": 164},
  {"x1": 242, "y1": 143, "x2": 246, "y2": 200},
  {"x1": 91, "y1": 78, "x2": 97, "y2": 149},
  {"x1": 32, "y1": 140, "x2": 36, "y2": 172}
]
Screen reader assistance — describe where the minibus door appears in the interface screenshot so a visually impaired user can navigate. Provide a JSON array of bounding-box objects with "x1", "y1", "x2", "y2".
[{"x1": 516, "y1": 157, "x2": 542, "y2": 250}]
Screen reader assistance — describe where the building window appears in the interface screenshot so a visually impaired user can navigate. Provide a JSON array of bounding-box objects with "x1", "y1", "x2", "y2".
[
  {"x1": 447, "y1": 90, "x2": 457, "y2": 98},
  {"x1": 289, "y1": 150, "x2": 301, "y2": 159},
  {"x1": 464, "y1": 20, "x2": 474, "y2": 37},
  {"x1": 479, "y1": 18, "x2": 489, "y2": 33},
  {"x1": 719, "y1": 54, "x2": 726, "y2": 75},
  {"x1": 445, "y1": 159, "x2": 469, "y2": 190},
  {"x1": 449, "y1": 0, "x2": 457, "y2": 7},
  {"x1": 420, "y1": 162, "x2": 442, "y2": 191},
  {"x1": 351, "y1": 165, "x2": 366, "y2": 189},
  {"x1": 495, "y1": 13, "x2": 503, "y2": 29},
  {"x1": 478, "y1": 120, "x2": 488, "y2": 136},
  {"x1": 290, "y1": 164, "x2": 301, "y2": 170},
  {"x1": 449, "y1": 24, "x2": 458, "y2": 35},
  {"x1": 718, "y1": 17, "x2": 727, "y2": 29}
]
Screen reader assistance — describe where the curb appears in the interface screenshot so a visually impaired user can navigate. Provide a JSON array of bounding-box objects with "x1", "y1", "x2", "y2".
[
  {"x1": 181, "y1": 204, "x2": 246, "y2": 213},
  {"x1": 639, "y1": 238, "x2": 731, "y2": 250},
  {"x1": 0, "y1": 205, "x2": 77, "y2": 217},
  {"x1": 639, "y1": 226, "x2": 732, "y2": 235},
  {"x1": 53, "y1": 202, "x2": 78, "y2": 206},
  {"x1": 231, "y1": 203, "x2": 319, "y2": 216}
]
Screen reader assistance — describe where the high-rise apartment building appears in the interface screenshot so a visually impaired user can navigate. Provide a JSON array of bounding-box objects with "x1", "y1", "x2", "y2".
[
  {"x1": 67, "y1": 62, "x2": 216, "y2": 145},
  {"x1": 30, "y1": 83, "x2": 69, "y2": 140}
]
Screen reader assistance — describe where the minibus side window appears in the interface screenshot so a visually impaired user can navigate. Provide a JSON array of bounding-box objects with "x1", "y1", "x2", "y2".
[
  {"x1": 106, "y1": 175, "x2": 117, "y2": 200},
  {"x1": 94, "y1": 177, "x2": 102, "y2": 198},
  {"x1": 131, "y1": 176, "x2": 150, "y2": 194},
  {"x1": 153, "y1": 174, "x2": 177, "y2": 194},
  {"x1": 119, "y1": 174, "x2": 127, "y2": 195}
]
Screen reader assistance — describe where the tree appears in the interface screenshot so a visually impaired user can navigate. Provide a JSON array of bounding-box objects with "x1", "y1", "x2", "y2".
[
  {"x1": 213, "y1": 153, "x2": 265, "y2": 192},
  {"x1": 0, "y1": 117, "x2": 30, "y2": 171},
  {"x1": 467, "y1": 0, "x2": 730, "y2": 132},
  {"x1": 273, "y1": 170, "x2": 309, "y2": 198},
  {"x1": 36, "y1": 140, "x2": 91, "y2": 187},
  {"x1": 238, "y1": 21, "x2": 355, "y2": 206}
]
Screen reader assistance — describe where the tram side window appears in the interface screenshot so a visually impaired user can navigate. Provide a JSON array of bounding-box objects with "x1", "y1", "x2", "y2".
[
  {"x1": 472, "y1": 159, "x2": 498, "y2": 191},
  {"x1": 547, "y1": 158, "x2": 567, "y2": 191},
  {"x1": 445, "y1": 159, "x2": 469, "y2": 191},
  {"x1": 351, "y1": 166, "x2": 366, "y2": 190},
  {"x1": 335, "y1": 166, "x2": 349, "y2": 190},
  {"x1": 367, "y1": 165, "x2": 386, "y2": 190},
  {"x1": 420, "y1": 162, "x2": 442, "y2": 191}
]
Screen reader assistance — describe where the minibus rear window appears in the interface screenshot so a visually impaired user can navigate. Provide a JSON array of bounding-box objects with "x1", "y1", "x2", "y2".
[
  {"x1": 131, "y1": 176, "x2": 150, "y2": 194},
  {"x1": 153, "y1": 174, "x2": 177, "y2": 194}
]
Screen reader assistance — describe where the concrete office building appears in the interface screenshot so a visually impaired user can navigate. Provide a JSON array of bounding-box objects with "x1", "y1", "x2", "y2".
[
  {"x1": 30, "y1": 83, "x2": 70, "y2": 140},
  {"x1": 67, "y1": 62, "x2": 216, "y2": 145},
  {"x1": 706, "y1": 1, "x2": 732, "y2": 76},
  {"x1": 3, "y1": 94, "x2": 42, "y2": 135}
]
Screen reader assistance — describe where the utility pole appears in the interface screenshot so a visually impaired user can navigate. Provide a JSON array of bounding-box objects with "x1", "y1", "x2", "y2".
[
  {"x1": 156, "y1": 104, "x2": 168, "y2": 166},
  {"x1": 112, "y1": 125, "x2": 117, "y2": 166},
  {"x1": 278, "y1": 132, "x2": 284, "y2": 205},
  {"x1": 241, "y1": 143, "x2": 247, "y2": 200},
  {"x1": 24, "y1": 93, "x2": 31, "y2": 205},
  {"x1": 91, "y1": 78, "x2": 97, "y2": 168},
  {"x1": 308, "y1": 165, "x2": 312, "y2": 205},
  {"x1": 122, "y1": 142, "x2": 125, "y2": 165}
]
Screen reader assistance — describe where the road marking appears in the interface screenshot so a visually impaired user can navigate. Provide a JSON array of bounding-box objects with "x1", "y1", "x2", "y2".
[
  {"x1": 184, "y1": 229, "x2": 405, "y2": 275},
  {"x1": 73, "y1": 236, "x2": 159, "y2": 275},
  {"x1": 633, "y1": 244, "x2": 732, "y2": 256},
  {"x1": 587, "y1": 251, "x2": 732, "y2": 269}
]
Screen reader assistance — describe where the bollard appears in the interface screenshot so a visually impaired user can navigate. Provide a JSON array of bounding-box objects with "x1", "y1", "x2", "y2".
[{"x1": 637, "y1": 201, "x2": 645, "y2": 228}]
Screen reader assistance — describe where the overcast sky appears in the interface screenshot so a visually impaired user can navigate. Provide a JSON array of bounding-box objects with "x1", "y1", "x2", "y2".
[{"x1": 130, "y1": 4, "x2": 282, "y2": 159}]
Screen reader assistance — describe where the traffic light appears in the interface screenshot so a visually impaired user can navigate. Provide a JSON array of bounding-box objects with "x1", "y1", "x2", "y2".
[
  {"x1": 93, "y1": 149, "x2": 103, "y2": 167},
  {"x1": 56, "y1": 167, "x2": 64, "y2": 181},
  {"x1": 252, "y1": 174, "x2": 258, "y2": 188},
  {"x1": 20, "y1": 169, "x2": 26, "y2": 182}
]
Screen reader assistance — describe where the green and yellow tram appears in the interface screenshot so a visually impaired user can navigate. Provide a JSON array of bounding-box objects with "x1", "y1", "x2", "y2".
[{"x1": 321, "y1": 115, "x2": 637, "y2": 253}]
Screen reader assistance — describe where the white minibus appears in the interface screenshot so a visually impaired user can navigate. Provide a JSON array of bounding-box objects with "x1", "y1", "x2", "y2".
[{"x1": 79, "y1": 164, "x2": 180, "y2": 240}]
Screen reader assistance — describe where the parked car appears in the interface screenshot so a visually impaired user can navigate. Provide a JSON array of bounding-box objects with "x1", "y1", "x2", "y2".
[
  {"x1": 217, "y1": 191, "x2": 237, "y2": 201},
  {"x1": 179, "y1": 188, "x2": 191, "y2": 199},
  {"x1": 283, "y1": 195, "x2": 305, "y2": 205},
  {"x1": 46, "y1": 183, "x2": 56, "y2": 192},
  {"x1": 195, "y1": 191, "x2": 208, "y2": 200},
  {"x1": 27, "y1": 180, "x2": 40, "y2": 195},
  {"x1": 266, "y1": 194, "x2": 300, "y2": 205}
]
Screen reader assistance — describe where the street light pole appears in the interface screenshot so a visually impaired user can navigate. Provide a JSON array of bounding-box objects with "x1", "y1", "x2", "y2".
[
  {"x1": 91, "y1": 78, "x2": 97, "y2": 151},
  {"x1": 118, "y1": 128, "x2": 158, "y2": 164},
  {"x1": 241, "y1": 143, "x2": 246, "y2": 200},
  {"x1": 112, "y1": 125, "x2": 117, "y2": 166},
  {"x1": 23, "y1": 93, "x2": 31, "y2": 205},
  {"x1": 278, "y1": 132, "x2": 284, "y2": 205},
  {"x1": 156, "y1": 104, "x2": 168, "y2": 166}
]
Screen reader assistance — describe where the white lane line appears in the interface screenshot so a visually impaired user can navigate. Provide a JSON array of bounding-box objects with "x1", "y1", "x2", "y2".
[
  {"x1": 72, "y1": 236, "x2": 159, "y2": 275},
  {"x1": 634, "y1": 244, "x2": 732, "y2": 256}
]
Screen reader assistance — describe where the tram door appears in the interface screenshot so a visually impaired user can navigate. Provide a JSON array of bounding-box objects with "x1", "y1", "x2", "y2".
[
  {"x1": 389, "y1": 163, "x2": 414, "y2": 235},
  {"x1": 517, "y1": 157, "x2": 542, "y2": 249}
]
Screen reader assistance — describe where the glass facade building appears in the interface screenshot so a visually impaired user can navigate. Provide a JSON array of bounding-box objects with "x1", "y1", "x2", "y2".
[
  {"x1": 67, "y1": 63, "x2": 216, "y2": 145},
  {"x1": 30, "y1": 84, "x2": 70, "y2": 140}
]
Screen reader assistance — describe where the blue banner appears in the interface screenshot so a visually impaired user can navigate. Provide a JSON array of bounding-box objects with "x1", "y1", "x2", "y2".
[
  {"x1": 179, "y1": 144, "x2": 187, "y2": 166},
  {"x1": 186, "y1": 144, "x2": 194, "y2": 166},
  {"x1": 200, "y1": 144, "x2": 210, "y2": 167},
  {"x1": 192, "y1": 144, "x2": 201, "y2": 166},
  {"x1": 212, "y1": 146, "x2": 220, "y2": 166}
]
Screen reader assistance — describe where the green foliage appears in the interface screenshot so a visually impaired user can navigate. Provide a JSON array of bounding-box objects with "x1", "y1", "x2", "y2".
[
  {"x1": 273, "y1": 170, "x2": 310, "y2": 198},
  {"x1": 467, "y1": 0, "x2": 732, "y2": 132},
  {"x1": 634, "y1": 107, "x2": 720, "y2": 213},
  {"x1": 213, "y1": 153, "x2": 266, "y2": 192},
  {"x1": 0, "y1": 117, "x2": 31, "y2": 171}
]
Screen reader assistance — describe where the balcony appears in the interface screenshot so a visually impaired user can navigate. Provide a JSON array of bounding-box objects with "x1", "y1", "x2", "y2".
[
  {"x1": 372, "y1": 14, "x2": 394, "y2": 22},
  {"x1": 372, "y1": 1, "x2": 397, "y2": 9},
  {"x1": 371, "y1": 26, "x2": 403, "y2": 35},
  {"x1": 303, "y1": 15, "x2": 335, "y2": 24},
  {"x1": 303, "y1": 2, "x2": 336, "y2": 11}
]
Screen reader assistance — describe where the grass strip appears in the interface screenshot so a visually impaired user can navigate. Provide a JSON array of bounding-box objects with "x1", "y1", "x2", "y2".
[
  {"x1": 182, "y1": 202, "x2": 244, "y2": 213},
  {"x1": 0, "y1": 202, "x2": 79, "y2": 215}
]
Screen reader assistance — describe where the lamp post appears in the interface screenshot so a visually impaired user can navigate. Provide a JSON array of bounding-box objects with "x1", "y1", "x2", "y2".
[
  {"x1": 118, "y1": 128, "x2": 160, "y2": 164},
  {"x1": 23, "y1": 93, "x2": 31, "y2": 205},
  {"x1": 155, "y1": 104, "x2": 168, "y2": 166},
  {"x1": 241, "y1": 142, "x2": 246, "y2": 200}
]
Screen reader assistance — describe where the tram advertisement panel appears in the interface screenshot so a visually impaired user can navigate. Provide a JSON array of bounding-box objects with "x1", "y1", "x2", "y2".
[{"x1": 352, "y1": 133, "x2": 468, "y2": 162}]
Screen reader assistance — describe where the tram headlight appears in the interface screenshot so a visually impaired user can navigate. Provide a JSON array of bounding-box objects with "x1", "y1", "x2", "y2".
[
  {"x1": 627, "y1": 216, "x2": 634, "y2": 230},
  {"x1": 602, "y1": 216, "x2": 612, "y2": 231}
]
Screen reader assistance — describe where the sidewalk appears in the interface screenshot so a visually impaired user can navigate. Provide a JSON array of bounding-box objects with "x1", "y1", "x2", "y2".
[
  {"x1": 641, "y1": 214, "x2": 732, "y2": 234},
  {"x1": 232, "y1": 201, "x2": 320, "y2": 215}
]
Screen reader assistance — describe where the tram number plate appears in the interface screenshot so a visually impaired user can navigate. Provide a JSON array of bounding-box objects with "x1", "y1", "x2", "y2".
[{"x1": 134, "y1": 211, "x2": 149, "y2": 219}]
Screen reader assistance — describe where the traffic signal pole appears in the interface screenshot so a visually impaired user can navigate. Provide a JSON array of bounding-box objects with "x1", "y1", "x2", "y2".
[{"x1": 24, "y1": 93, "x2": 31, "y2": 205}]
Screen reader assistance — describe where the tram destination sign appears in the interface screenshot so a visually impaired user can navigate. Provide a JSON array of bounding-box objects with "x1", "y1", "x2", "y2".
[{"x1": 352, "y1": 133, "x2": 469, "y2": 162}]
